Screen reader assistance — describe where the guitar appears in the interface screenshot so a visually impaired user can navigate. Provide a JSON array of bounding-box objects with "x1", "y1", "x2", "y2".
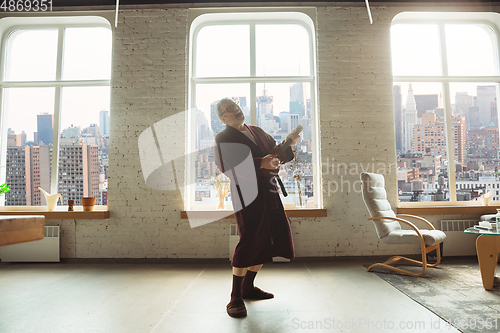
[{"x1": 261, "y1": 125, "x2": 303, "y2": 180}]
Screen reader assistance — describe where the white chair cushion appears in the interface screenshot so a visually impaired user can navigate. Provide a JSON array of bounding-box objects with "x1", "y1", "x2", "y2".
[
  {"x1": 360, "y1": 172, "x2": 401, "y2": 238},
  {"x1": 381, "y1": 229, "x2": 447, "y2": 246}
]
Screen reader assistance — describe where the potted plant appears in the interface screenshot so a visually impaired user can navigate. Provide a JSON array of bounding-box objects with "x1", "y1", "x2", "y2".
[
  {"x1": 81, "y1": 197, "x2": 96, "y2": 211},
  {"x1": 0, "y1": 183, "x2": 10, "y2": 196}
]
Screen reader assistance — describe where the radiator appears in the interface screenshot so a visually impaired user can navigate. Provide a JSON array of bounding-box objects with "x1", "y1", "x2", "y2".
[
  {"x1": 229, "y1": 224, "x2": 239, "y2": 261},
  {"x1": 440, "y1": 220, "x2": 477, "y2": 256},
  {"x1": 229, "y1": 224, "x2": 290, "y2": 262},
  {"x1": 0, "y1": 226, "x2": 60, "y2": 262}
]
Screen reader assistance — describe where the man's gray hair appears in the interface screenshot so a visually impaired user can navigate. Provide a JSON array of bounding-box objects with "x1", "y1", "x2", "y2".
[{"x1": 216, "y1": 98, "x2": 235, "y2": 118}]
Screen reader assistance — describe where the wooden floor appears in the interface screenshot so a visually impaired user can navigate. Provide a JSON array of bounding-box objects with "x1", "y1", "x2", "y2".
[{"x1": 0, "y1": 257, "x2": 460, "y2": 333}]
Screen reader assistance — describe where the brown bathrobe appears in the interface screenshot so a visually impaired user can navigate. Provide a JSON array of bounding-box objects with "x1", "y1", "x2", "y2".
[{"x1": 215, "y1": 124, "x2": 295, "y2": 268}]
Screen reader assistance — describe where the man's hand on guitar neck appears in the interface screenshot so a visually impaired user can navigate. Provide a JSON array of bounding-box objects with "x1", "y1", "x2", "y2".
[{"x1": 260, "y1": 154, "x2": 280, "y2": 170}]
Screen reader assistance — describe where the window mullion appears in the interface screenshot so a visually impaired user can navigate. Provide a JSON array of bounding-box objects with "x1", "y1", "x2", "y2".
[
  {"x1": 192, "y1": 76, "x2": 314, "y2": 84},
  {"x1": 439, "y1": 23, "x2": 457, "y2": 202},
  {"x1": 250, "y1": 23, "x2": 256, "y2": 125},
  {"x1": 0, "y1": 79, "x2": 111, "y2": 87},
  {"x1": 308, "y1": 23, "x2": 321, "y2": 209},
  {"x1": 0, "y1": 26, "x2": 7, "y2": 195},
  {"x1": 186, "y1": 81, "x2": 196, "y2": 210},
  {"x1": 393, "y1": 76, "x2": 500, "y2": 83},
  {"x1": 0, "y1": 87, "x2": 5, "y2": 202},
  {"x1": 50, "y1": 27, "x2": 64, "y2": 194}
]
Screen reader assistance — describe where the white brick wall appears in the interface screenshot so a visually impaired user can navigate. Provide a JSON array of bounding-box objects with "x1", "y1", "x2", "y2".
[{"x1": 43, "y1": 4, "x2": 498, "y2": 258}]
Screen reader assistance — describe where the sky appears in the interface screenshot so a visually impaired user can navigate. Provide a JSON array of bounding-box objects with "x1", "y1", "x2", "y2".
[
  {"x1": 2, "y1": 27, "x2": 111, "y2": 141},
  {"x1": 3, "y1": 22, "x2": 497, "y2": 140},
  {"x1": 194, "y1": 23, "x2": 311, "y2": 119},
  {"x1": 391, "y1": 23, "x2": 498, "y2": 104}
]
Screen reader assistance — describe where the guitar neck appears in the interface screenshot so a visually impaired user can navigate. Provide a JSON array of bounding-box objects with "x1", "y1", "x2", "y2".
[{"x1": 279, "y1": 138, "x2": 293, "y2": 152}]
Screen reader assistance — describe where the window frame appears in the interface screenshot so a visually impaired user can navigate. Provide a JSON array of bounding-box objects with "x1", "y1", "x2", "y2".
[
  {"x1": 186, "y1": 8, "x2": 322, "y2": 211},
  {"x1": 0, "y1": 15, "x2": 112, "y2": 207},
  {"x1": 392, "y1": 12, "x2": 500, "y2": 206}
]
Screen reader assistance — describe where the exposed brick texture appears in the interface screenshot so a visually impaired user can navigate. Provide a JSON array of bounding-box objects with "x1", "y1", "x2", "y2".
[{"x1": 37, "y1": 4, "x2": 496, "y2": 258}]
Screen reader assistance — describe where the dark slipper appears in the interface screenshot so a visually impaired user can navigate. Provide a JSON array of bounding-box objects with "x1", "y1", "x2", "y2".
[
  {"x1": 242, "y1": 287, "x2": 274, "y2": 300},
  {"x1": 226, "y1": 299, "x2": 247, "y2": 318}
]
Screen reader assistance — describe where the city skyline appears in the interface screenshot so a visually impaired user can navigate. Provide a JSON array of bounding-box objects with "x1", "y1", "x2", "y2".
[
  {"x1": 194, "y1": 83, "x2": 314, "y2": 207},
  {"x1": 2, "y1": 109, "x2": 110, "y2": 206},
  {"x1": 4, "y1": 143, "x2": 101, "y2": 206},
  {"x1": 395, "y1": 82, "x2": 500, "y2": 202},
  {"x1": 7, "y1": 116, "x2": 110, "y2": 143},
  {"x1": 3, "y1": 86, "x2": 111, "y2": 143}
]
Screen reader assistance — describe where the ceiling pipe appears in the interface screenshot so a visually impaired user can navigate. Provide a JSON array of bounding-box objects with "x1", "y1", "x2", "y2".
[
  {"x1": 115, "y1": 0, "x2": 120, "y2": 27},
  {"x1": 365, "y1": 0, "x2": 373, "y2": 24}
]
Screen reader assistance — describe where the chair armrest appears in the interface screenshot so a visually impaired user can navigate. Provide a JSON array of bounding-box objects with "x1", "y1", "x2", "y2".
[
  {"x1": 368, "y1": 216, "x2": 425, "y2": 245},
  {"x1": 396, "y1": 214, "x2": 436, "y2": 230}
]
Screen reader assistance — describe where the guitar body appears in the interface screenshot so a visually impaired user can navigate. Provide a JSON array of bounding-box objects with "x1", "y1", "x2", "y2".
[
  {"x1": 260, "y1": 146, "x2": 289, "y2": 179},
  {"x1": 259, "y1": 125, "x2": 302, "y2": 197},
  {"x1": 260, "y1": 125, "x2": 302, "y2": 180}
]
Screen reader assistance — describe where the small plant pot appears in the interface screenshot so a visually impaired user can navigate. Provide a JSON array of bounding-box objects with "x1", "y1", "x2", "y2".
[{"x1": 81, "y1": 197, "x2": 96, "y2": 211}]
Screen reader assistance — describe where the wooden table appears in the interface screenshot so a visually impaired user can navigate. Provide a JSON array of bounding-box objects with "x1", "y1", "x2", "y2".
[{"x1": 0, "y1": 215, "x2": 45, "y2": 247}]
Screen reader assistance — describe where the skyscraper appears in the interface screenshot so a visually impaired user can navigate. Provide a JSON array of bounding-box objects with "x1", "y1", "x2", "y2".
[
  {"x1": 257, "y1": 89, "x2": 273, "y2": 116},
  {"x1": 490, "y1": 100, "x2": 497, "y2": 127},
  {"x1": 477, "y1": 85, "x2": 496, "y2": 127},
  {"x1": 469, "y1": 106, "x2": 481, "y2": 128},
  {"x1": 290, "y1": 83, "x2": 306, "y2": 118},
  {"x1": 467, "y1": 127, "x2": 499, "y2": 159},
  {"x1": 7, "y1": 134, "x2": 21, "y2": 147},
  {"x1": 393, "y1": 85, "x2": 403, "y2": 153},
  {"x1": 290, "y1": 114, "x2": 299, "y2": 130},
  {"x1": 57, "y1": 141, "x2": 100, "y2": 205},
  {"x1": 4, "y1": 139, "x2": 100, "y2": 206},
  {"x1": 279, "y1": 111, "x2": 291, "y2": 133},
  {"x1": 257, "y1": 89, "x2": 275, "y2": 133},
  {"x1": 82, "y1": 124, "x2": 105, "y2": 149},
  {"x1": 404, "y1": 84, "x2": 417, "y2": 153},
  {"x1": 413, "y1": 114, "x2": 466, "y2": 165},
  {"x1": 21, "y1": 131, "x2": 26, "y2": 146},
  {"x1": 455, "y1": 92, "x2": 474, "y2": 130},
  {"x1": 99, "y1": 110, "x2": 110, "y2": 138},
  {"x1": 210, "y1": 100, "x2": 225, "y2": 134},
  {"x1": 234, "y1": 96, "x2": 250, "y2": 121},
  {"x1": 195, "y1": 107, "x2": 211, "y2": 150},
  {"x1": 5, "y1": 146, "x2": 42, "y2": 206},
  {"x1": 37, "y1": 113, "x2": 53, "y2": 146},
  {"x1": 414, "y1": 94, "x2": 438, "y2": 118},
  {"x1": 62, "y1": 125, "x2": 81, "y2": 138}
]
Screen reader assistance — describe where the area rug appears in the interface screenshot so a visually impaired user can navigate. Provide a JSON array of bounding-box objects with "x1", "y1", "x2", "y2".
[{"x1": 365, "y1": 257, "x2": 500, "y2": 333}]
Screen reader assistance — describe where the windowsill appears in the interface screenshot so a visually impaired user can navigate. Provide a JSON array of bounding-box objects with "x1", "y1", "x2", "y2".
[
  {"x1": 397, "y1": 205, "x2": 500, "y2": 215},
  {"x1": 0, "y1": 206, "x2": 110, "y2": 219},
  {"x1": 181, "y1": 208, "x2": 327, "y2": 219}
]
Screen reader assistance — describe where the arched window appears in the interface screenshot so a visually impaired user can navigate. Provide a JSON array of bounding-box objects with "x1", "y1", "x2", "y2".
[
  {"x1": 392, "y1": 12, "x2": 500, "y2": 204},
  {"x1": 187, "y1": 9, "x2": 320, "y2": 211},
  {"x1": 0, "y1": 16, "x2": 112, "y2": 206}
]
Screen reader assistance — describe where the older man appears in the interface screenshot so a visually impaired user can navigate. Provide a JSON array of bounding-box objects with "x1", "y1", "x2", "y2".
[{"x1": 214, "y1": 98, "x2": 300, "y2": 318}]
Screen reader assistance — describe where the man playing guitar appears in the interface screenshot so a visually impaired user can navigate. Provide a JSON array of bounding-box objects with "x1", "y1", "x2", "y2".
[{"x1": 214, "y1": 97, "x2": 300, "y2": 318}]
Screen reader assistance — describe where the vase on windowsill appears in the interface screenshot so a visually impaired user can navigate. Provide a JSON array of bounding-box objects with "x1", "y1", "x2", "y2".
[
  {"x1": 211, "y1": 173, "x2": 230, "y2": 210},
  {"x1": 217, "y1": 197, "x2": 227, "y2": 210},
  {"x1": 294, "y1": 177, "x2": 306, "y2": 208},
  {"x1": 290, "y1": 147, "x2": 306, "y2": 208}
]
